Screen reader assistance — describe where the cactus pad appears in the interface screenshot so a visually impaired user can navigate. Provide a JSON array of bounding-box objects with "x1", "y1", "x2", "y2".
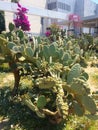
[
  {"x1": 37, "y1": 95, "x2": 47, "y2": 109},
  {"x1": 25, "y1": 47, "x2": 34, "y2": 58},
  {"x1": 67, "y1": 63, "x2": 81, "y2": 84}
]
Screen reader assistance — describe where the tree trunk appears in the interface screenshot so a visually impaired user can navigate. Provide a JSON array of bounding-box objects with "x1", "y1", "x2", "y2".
[{"x1": 9, "y1": 61, "x2": 20, "y2": 96}]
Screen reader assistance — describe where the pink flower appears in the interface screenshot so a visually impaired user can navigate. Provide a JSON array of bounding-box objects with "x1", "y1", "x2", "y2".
[
  {"x1": 45, "y1": 31, "x2": 51, "y2": 37},
  {"x1": 17, "y1": 2, "x2": 21, "y2": 8},
  {"x1": 14, "y1": 3, "x2": 30, "y2": 31}
]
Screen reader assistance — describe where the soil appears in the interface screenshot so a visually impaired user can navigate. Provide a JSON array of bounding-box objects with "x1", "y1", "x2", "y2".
[{"x1": 85, "y1": 65, "x2": 98, "y2": 92}]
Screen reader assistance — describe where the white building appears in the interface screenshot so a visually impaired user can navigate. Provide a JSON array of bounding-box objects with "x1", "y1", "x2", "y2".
[
  {"x1": 0, "y1": 0, "x2": 47, "y2": 35},
  {"x1": 0, "y1": 0, "x2": 98, "y2": 35}
]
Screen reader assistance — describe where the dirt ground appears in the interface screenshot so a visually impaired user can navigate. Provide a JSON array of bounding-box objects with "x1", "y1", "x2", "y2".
[{"x1": 85, "y1": 65, "x2": 98, "y2": 92}]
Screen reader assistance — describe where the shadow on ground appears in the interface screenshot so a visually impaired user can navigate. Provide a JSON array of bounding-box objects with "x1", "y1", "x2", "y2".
[{"x1": 0, "y1": 87, "x2": 64, "y2": 130}]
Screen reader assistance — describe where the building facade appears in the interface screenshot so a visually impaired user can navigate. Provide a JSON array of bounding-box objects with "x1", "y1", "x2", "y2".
[
  {"x1": 46, "y1": 0, "x2": 98, "y2": 35},
  {"x1": 0, "y1": 0, "x2": 98, "y2": 35},
  {"x1": 0, "y1": 0, "x2": 47, "y2": 35}
]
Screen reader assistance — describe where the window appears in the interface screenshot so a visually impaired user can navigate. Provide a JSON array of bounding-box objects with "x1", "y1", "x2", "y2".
[
  {"x1": 48, "y1": 2, "x2": 57, "y2": 10},
  {"x1": 58, "y1": 2, "x2": 71, "y2": 11},
  {"x1": 11, "y1": 0, "x2": 19, "y2": 3}
]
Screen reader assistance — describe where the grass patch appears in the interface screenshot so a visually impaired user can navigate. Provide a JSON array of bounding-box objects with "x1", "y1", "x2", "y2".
[
  {"x1": 92, "y1": 74, "x2": 98, "y2": 82},
  {"x1": 65, "y1": 116, "x2": 98, "y2": 130},
  {"x1": 0, "y1": 63, "x2": 10, "y2": 72}
]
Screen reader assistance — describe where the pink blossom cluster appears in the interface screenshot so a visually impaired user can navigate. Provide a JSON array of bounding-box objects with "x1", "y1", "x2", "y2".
[
  {"x1": 14, "y1": 3, "x2": 30, "y2": 31},
  {"x1": 45, "y1": 31, "x2": 51, "y2": 37}
]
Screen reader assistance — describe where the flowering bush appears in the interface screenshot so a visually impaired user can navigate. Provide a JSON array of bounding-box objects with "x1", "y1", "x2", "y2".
[
  {"x1": 14, "y1": 3, "x2": 30, "y2": 31},
  {"x1": 45, "y1": 30, "x2": 51, "y2": 37}
]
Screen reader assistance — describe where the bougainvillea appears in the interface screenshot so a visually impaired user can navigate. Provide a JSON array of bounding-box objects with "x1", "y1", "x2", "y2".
[
  {"x1": 69, "y1": 14, "x2": 82, "y2": 27},
  {"x1": 45, "y1": 30, "x2": 51, "y2": 37},
  {"x1": 14, "y1": 3, "x2": 30, "y2": 31},
  {"x1": 45, "y1": 27, "x2": 51, "y2": 37}
]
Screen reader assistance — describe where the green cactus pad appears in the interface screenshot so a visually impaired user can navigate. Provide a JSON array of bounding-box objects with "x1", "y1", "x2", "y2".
[
  {"x1": 81, "y1": 95, "x2": 96, "y2": 114},
  {"x1": 74, "y1": 47, "x2": 81, "y2": 54},
  {"x1": 7, "y1": 42, "x2": 16, "y2": 49},
  {"x1": 25, "y1": 47, "x2": 34, "y2": 58},
  {"x1": 38, "y1": 76, "x2": 56, "y2": 89},
  {"x1": 81, "y1": 72, "x2": 89, "y2": 80},
  {"x1": 70, "y1": 79, "x2": 87, "y2": 95},
  {"x1": 17, "y1": 30, "x2": 24, "y2": 39},
  {"x1": 58, "y1": 48, "x2": 64, "y2": 59},
  {"x1": 9, "y1": 23, "x2": 15, "y2": 32},
  {"x1": 49, "y1": 44, "x2": 56, "y2": 56},
  {"x1": 12, "y1": 46, "x2": 21, "y2": 53},
  {"x1": 43, "y1": 45, "x2": 49, "y2": 59},
  {"x1": 67, "y1": 63, "x2": 81, "y2": 84},
  {"x1": 20, "y1": 45, "x2": 24, "y2": 53},
  {"x1": 62, "y1": 52, "x2": 71, "y2": 62},
  {"x1": 37, "y1": 95, "x2": 47, "y2": 109},
  {"x1": 22, "y1": 95, "x2": 37, "y2": 112},
  {"x1": 36, "y1": 36, "x2": 41, "y2": 44},
  {"x1": 73, "y1": 101, "x2": 84, "y2": 116},
  {"x1": 86, "y1": 114, "x2": 98, "y2": 120}
]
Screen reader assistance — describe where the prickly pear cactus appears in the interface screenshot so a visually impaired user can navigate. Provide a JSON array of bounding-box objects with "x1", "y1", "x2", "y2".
[
  {"x1": 56, "y1": 83, "x2": 68, "y2": 120},
  {"x1": 0, "y1": 23, "x2": 97, "y2": 125}
]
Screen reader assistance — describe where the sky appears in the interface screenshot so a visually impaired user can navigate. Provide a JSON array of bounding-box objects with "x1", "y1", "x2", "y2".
[{"x1": 91, "y1": 0, "x2": 98, "y2": 3}]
